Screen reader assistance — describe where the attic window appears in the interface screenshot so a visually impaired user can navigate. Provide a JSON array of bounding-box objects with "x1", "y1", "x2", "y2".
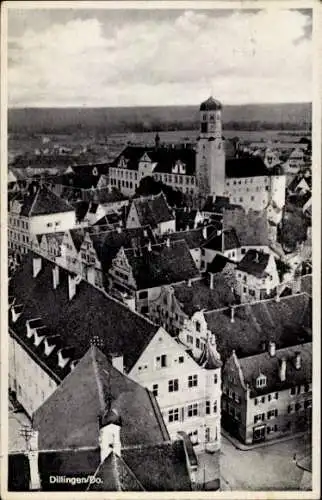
[{"x1": 256, "y1": 374, "x2": 267, "y2": 388}]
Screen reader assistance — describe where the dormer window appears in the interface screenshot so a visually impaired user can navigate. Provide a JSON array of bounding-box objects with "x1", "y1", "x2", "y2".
[
  {"x1": 256, "y1": 374, "x2": 267, "y2": 388},
  {"x1": 57, "y1": 349, "x2": 71, "y2": 369},
  {"x1": 33, "y1": 326, "x2": 49, "y2": 347},
  {"x1": 11, "y1": 306, "x2": 22, "y2": 322}
]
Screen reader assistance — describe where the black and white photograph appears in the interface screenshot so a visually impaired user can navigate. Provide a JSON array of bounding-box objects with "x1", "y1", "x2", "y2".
[{"x1": 2, "y1": 1, "x2": 320, "y2": 496}]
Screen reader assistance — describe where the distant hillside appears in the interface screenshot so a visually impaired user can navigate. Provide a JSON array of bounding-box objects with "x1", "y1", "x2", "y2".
[{"x1": 8, "y1": 103, "x2": 312, "y2": 135}]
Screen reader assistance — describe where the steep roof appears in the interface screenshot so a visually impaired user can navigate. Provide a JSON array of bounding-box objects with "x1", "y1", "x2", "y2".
[
  {"x1": 20, "y1": 185, "x2": 74, "y2": 217},
  {"x1": 237, "y1": 249, "x2": 271, "y2": 278},
  {"x1": 151, "y1": 147, "x2": 196, "y2": 176},
  {"x1": 203, "y1": 228, "x2": 240, "y2": 252},
  {"x1": 160, "y1": 227, "x2": 205, "y2": 250},
  {"x1": 175, "y1": 208, "x2": 199, "y2": 231},
  {"x1": 68, "y1": 228, "x2": 86, "y2": 251},
  {"x1": 96, "y1": 226, "x2": 156, "y2": 273},
  {"x1": 202, "y1": 196, "x2": 243, "y2": 214},
  {"x1": 200, "y1": 96, "x2": 222, "y2": 111},
  {"x1": 237, "y1": 342, "x2": 312, "y2": 397},
  {"x1": 204, "y1": 293, "x2": 312, "y2": 362},
  {"x1": 172, "y1": 276, "x2": 235, "y2": 317},
  {"x1": 198, "y1": 340, "x2": 222, "y2": 370},
  {"x1": 113, "y1": 146, "x2": 148, "y2": 171},
  {"x1": 225, "y1": 157, "x2": 283, "y2": 178},
  {"x1": 33, "y1": 346, "x2": 169, "y2": 450},
  {"x1": 89, "y1": 452, "x2": 145, "y2": 491},
  {"x1": 131, "y1": 193, "x2": 174, "y2": 227},
  {"x1": 207, "y1": 254, "x2": 235, "y2": 273},
  {"x1": 124, "y1": 240, "x2": 199, "y2": 290},
  {"x1": 9, "y1": 253, "x2": 159, "y2": 378}
]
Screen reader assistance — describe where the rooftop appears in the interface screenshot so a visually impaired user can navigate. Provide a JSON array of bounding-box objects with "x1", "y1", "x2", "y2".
[
  {"x1": 124, "y1": 240, "x2": 199, "y2": 290},
  {"x1": 204, "y1": 293, "x2": 312, "y2": 362},
  {"x1": 131, "y1": 192, "x2": 174, "y2": 227},
  {"x1": 237, "y1": 249, "x2": 271, "y2": 278},
  {"x1": 9, "y1": 253, "x2": 159, "y2": 379},
  {"x1": 19, "y1": 185, "x2": 74, "y2": 217},
  {"x1": 236, "y1": 342, "x2": 312, "y2": 397},
  {"x1": 160, "y1": 227, "x2": 206, "y2": 250},
  {"x1": 203, "y1": 228, "x2": 240, "y2": 252},
  {"x1": 172, "y1": 276, "x2": 235, "y2": 317}
]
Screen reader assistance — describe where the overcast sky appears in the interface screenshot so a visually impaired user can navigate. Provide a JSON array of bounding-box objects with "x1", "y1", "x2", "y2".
[{"x1": 8, "y1": 8, "x2": 312, "y2": 108}]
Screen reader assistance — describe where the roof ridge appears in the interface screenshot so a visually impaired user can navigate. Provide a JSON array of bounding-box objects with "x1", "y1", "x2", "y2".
[
  {"x1": 91, "y1": 345, "x2": 106, "y2": 413},
  {"x1": 116, "y1": 453, "x2": 146, "y2": 491},
  {"x1": 28, "y1": 186, "x2": 40, "y2": 216}
]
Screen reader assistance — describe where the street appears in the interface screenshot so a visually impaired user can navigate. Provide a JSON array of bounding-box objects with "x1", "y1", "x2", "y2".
[{"x1": 198, "y1": 434, "x2": 311, "y2": 491}]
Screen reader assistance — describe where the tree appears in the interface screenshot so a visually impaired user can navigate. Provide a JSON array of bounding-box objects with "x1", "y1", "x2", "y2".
[{"x1": 135, "y1": 176, "x2": 185, "y2": 207}]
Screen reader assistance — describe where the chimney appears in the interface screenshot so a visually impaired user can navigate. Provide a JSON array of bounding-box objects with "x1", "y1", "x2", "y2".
[
  {"x1": 268, "y1": 341, "x2": 276, "y2": 357},
  {"x1": 110, "y1": 353, "x2": 124, "y2": 373},
  {"x1": 209, "y1": 273, "x2": 215, "y2": 290},
  {"x1": 230, "y1": 306, "x2": 235, "y2": 323},
  {"x1": 186, "y1": 224, "x2": 190, "y2": 231},
  {"x1": 32, "y1": 257, "x2": 42, "y2": 278},
  {"x1": 147, "y1": 241, "x2": 152, "y2": 252},
  {"x1": 26, "y1": 430, "x2": 40, "y2": 491},
  {"x1": 99, "y1": 411, "x2": 122, "y2": 462},
  {"x1": 166, "y1": 237, "x2": 171, "y2": 248},
  {"x1": 187, "y1": 279, "x2": 192, "y2": 287},
  {"x1": 52, "y1": 265, "x2": 60, "y2": 289},
  {"x1": 202, "y1": 226, "x2": 207, "y2": 240},
  {"x1": 254, "y1": 252, "x2": 260, "y2": 264},
  {"x1": 68, "y1": 274, "x2": 81, "y2": 300},
  {"x1": 295, "y1": 351, "x2": 301, "y2": 370},
  {"x1": 116, "y1": 225, "x2": 122, "y2": 233},
  {"x1": 279, "y1": 357, "x2": 287, "y2": 382}
]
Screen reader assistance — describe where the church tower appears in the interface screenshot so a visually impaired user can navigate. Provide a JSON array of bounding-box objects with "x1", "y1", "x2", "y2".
[{"x1": 196, "y1": 97, "x2": 226, "y2": 207}]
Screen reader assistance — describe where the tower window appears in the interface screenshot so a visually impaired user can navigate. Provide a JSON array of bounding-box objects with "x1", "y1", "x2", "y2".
[
  {"x1": 209, "y1": 114, "x2": 215, "y2": 121},
  {"x1": 203, "y1": 114, "x2": 207, "y2": 121}
]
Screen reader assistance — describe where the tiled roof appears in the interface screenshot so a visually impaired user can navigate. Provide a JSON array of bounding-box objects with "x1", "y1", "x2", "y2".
[
  {"x1": 97, "y1": 189, "x2": 127, "y2": 205},
  {"x1": 160, "y1": 227, "x2": 205, "y2": 249},
  {"x1": 132, "y1": 193, "x2": 174, "y2": 227},
  {"x1": 300, "y1": 274, "x2": 312, "y2": 296},
  {"x1": 125, "y1": 240, "x2": 199, "y2": 290},
  {"x1": 225, "y1": 157, "x2": 283, "y2": 178},
  {"x1": 68, "y1": 228, "x2": 86, "y2": 251},
  {"x1": 223, "y1": 209, "x2": 270, "y2": 247},
  {"x1": 204, "y1": 293, "x2": 312, "y2": 362},
  {"x1": 203, "y1": 228, "x2": 240, "y2": 252},
  {"x1": 113, "y1": 146, "x2": 148, "y2": 171},
  {"x1": 175, "y1": 208, "x2": 199, "y2": 231},
  {"x1": 151, "y1": 148, "x2": 196, "y2": 176},
  {"x1": 237, "y1": 249, "x2": 270, "y2": 278},
  {"x1": 96, "y1": 226, "x2": 156, "y2": 273},
  {"x1": 9, "y1": 254, "x2": 159, "y2": 378},
  {"x1": 207, "y1": 254, "x2": 235, "y2": 273},
  {"x1": 119, "y1": 440, "x2": 192, "y2": 491},
  {"x1": 89, "y1": 452, "x2": 144, "y2": 491},
  {"x1": 237, "y1": 342, "x2": 312, "y2": 397},
  {"x1": 172, "y1": 276, "x2": 235, "y2": 317},
  {"x1": 33, "y1": 346, "x2": 169, "y2": 450},
  {"x1": 20, "y1": 185, "x2": 74, "y2": 217}
]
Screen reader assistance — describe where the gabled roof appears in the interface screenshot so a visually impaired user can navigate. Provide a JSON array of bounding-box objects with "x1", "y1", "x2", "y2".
[
  {"x1": 33, "y1": 346, "x2": 169, "y2": 450},
  {"x1": 237, "y1": 342, "x2": 312, "y2": 397},
  {"x1": 237, "y1": 249, "x2": 271, "y2": 278},
  {"x1": 175, "y1": 208, "x2": 199, "y2": 230},
  {"x1": 89, "y1": 452, "x2": 145, "y2": 491},
  {"x1": 204, "y1": 293, "x2": 312, "y2": 362},
  {"x1": 203, "y1": 228, "x2": 240, "y2": 252},
  {"x1": 151, "y1": 147, "x2": 196, "y2": 176},
  {"x1": 9, "y1": 254, "x2": 159, "y2": 378},
  {"x1": 160, "y1": 227, "x2": 205, "y2": 250},
  {"x1": 68, "y1": 228, "x2": 86, "y2": 251},
  {"x1": 131, "y1": 193, "x2": 174, "y2": 227},
  {"x1": 96, "y1": 226, "x2": 156, "y2": 273},
  {"x1": 198, "y1": 340, "x2": 222, "y2": 370},
  {"x1": 172, "y1": 276, "x2": 235, "y2": 317},
  {"x1": 207, "y1": 254, "x2": 235, "y2": 274},
  {"x1": 124, "y1": 240, "x2": 199, "y2": 290},
  {"x1": 20, "y1": 185, "x2": 74, "y2": 217}
]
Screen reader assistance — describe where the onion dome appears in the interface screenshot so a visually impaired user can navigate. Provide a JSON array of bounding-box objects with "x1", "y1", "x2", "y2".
[{"x1": 200, "y1": 96, "x2": 222, "y2": 111}]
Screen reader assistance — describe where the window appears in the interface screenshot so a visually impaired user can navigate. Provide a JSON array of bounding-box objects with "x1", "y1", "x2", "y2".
[
  {"x1": 261, "y1": 396, "x2": 265, "y2": 404},
  {"x1": 187, "y1": 403, "x2": 198, "y2": 417},
  {"x1": 152, "y1": 384, "x2": 158, "y2": 396},
  {"x1": 275, "y1": 392, "x2": 279, "y2": 399},
  {"x1": 206, "y1": 401, "x2": 211, "y2": 415},
  {"x1": 304, "y1": 384, "x2": 310, "y2": 393},
  {"x1": 196, "y1": 338, "x2": 200, "y2": 349},
  {"x1": 268, "y1": 394, "x2": 272, "y2": 402},
  {"x1": 213, "y1": 401, "x2": 217, "y2": 413},
  {"x1": 239, "y1": 197, "x2": 243, "y2": 202},
  {"x1": 168, "y1": 408, "x2": 179, "y2": 422},
  {"x1": 139, "y1": 290, "x2": 148, "y2": 299},
  {"x1": 267, "y1": 409, "x2": 278, "y2": 419},
  {"x1": 254, "y1": 413, "x2": 265, "y2": 424},
  {"x1": 196, "y1": 321, "x2": 201, "y2": 332},
  {"x1": 288, "y1": 405, "x2": 292, "y2": 413},
  {"x1": 178, "y1": 356, "x2": 184, "y2": 364},
  {"x1": 141, "y1": 306, "x2": 148, "y2": 314},
  {"x1": 205, "y1": 427, "x2": 210, "y2": 443},
  {"x1": 290, "y1": 387, "x2": 296, "y2": 396},
  {"x1": 156, "y1": 354, "x2": 167, "y2": 369},
  {"x1": 295, "y1": 403, "x2": 301, "y2": 412},
  {"x1": 214, "y1": 373, "x2": 218, "y2": 384},
  {"x1": 168, "y1": 379, "x2": 179, "y2": 392},
  {"x1": 256, "y1": 374, "x2": 267, "y2": 388},
  {"x1": 188, "y1": 375, "x2": 198, "y2": 387},
  {"x1": 186, "y1": 334, "x2": 193, "y2": 344},
  {"x1": 304, "y1": 400, "x2": 312, "y2": 409}
]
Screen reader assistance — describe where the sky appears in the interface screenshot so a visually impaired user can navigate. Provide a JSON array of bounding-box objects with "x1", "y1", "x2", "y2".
[{"x1": 7, "y1": 7, "x2": 312, "y2": 108}]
